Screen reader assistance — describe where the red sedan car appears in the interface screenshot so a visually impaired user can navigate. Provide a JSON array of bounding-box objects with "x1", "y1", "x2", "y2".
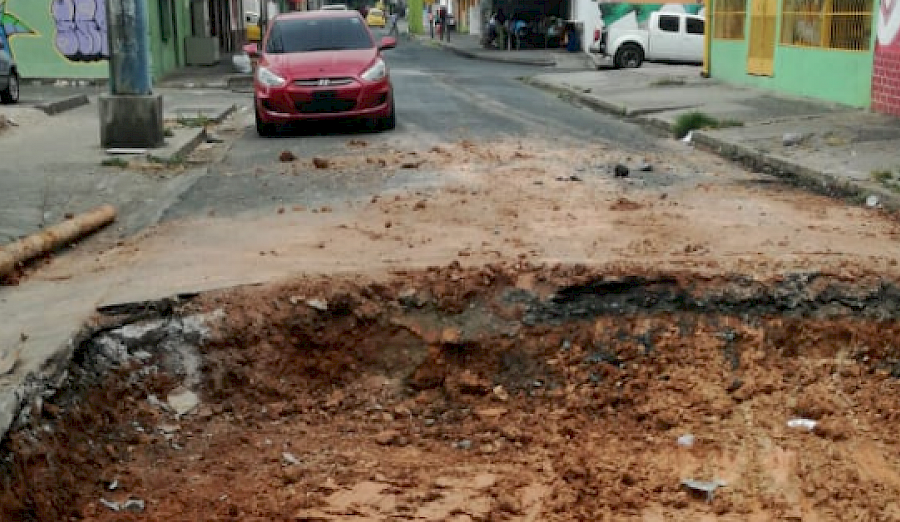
[{"x1": 245, "y1": 10, "x2": 397, "y2": 136}]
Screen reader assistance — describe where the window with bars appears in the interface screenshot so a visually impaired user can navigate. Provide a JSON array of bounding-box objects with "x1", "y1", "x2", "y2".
[
  {"x1": 714, "y1": 0, "x2": 747, "y2": 39},
  {"x1": 781, "y1": 0, "x2": 872, "y2": 50}
]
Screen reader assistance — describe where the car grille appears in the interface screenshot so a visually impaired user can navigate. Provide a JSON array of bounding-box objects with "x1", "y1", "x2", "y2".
[
  {"x1": 293, "y1": 77, "x2": 354, "y2": 87},
  {"x1": 295, "y1": 92, "x2": 357, "y2": 113}
]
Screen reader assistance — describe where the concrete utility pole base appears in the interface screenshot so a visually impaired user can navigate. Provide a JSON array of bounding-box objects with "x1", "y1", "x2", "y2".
[{"x1": 99, "y1": 94, "x2": 165, "y2": 148}]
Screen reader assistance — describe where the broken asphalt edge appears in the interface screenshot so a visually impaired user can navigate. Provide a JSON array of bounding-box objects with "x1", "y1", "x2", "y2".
[
  {"x1": 0, "y1": 321, "x2": 87, "y2": 442},
  {"x1": 525, "y1": 76, "x2": 900, "y2": 213},
  {"x1": 36, "y1": 94, "x2": 90, "y2": 116},
  {"x1": 523, "y1": 76, "x2": 628, "y2": 116}
]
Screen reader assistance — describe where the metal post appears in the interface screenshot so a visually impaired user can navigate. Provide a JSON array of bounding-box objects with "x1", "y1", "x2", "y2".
[{"x1": 106, "y1": 0, "x2": 152, "y2": 95}]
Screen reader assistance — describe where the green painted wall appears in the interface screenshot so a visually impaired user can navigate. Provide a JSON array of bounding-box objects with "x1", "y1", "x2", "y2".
[
  {"x1": 3, "y1": 0, "x2": 186, "y2": 81},
  {"x1": 407, "y1": 0, "x2": 423, "y2": 33},
  {"x1": 709, "y1": 1, "x2": 876, "y2": 107},
  {"x1": 149, "y1": 0, "x2": 191, "y2": 81},
  {"x1": 5, "y1": 0, "x2": 109, "y2": 79}
]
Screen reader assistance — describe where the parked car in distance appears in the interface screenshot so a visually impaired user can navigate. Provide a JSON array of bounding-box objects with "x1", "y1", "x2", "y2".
[
  {"x1": 366, "y1": 8, "x2": 386, "y2": 27},
  {"x1": 0, "y1": 39, "x2": 19, "y2": 104},
  {"x1": 320, "y1": 4, "x2": 348, "y2": 9},
  {"x1": 245, "y1": 10, "x2": 397, "y2": 136},
  {"x1": 590, "y1": 11, "x2": 704, "y2": 68}
]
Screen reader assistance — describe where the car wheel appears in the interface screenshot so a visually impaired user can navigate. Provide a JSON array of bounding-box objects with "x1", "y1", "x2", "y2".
[
  {"x1": 255, "y1": 105, "x2": 276, "y2": 137},
  {"x1": 614, "y1": 44, "x2": 644, "y2": 69},
  {"x1": 1, "y1": 71, "x2": 20, "y2": 104},
  {"x1": 378, "y1": 96, "x2": 396, "y2": 131}
]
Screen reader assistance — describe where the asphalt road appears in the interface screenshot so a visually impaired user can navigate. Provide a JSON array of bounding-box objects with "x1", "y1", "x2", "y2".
[{"x1": 162, "y1": 36, "x2": 660, "y2": 221}]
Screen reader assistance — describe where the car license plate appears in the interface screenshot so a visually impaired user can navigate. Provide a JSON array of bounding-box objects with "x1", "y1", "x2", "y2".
[{"x1": 312, "y1": 90, "x2": 336, "y2": 101}]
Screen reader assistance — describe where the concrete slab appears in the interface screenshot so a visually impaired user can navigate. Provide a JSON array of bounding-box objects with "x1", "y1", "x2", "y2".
[
  {"x1": 35, "y1": 94, "x2": 90, "y2": 116},
  {"x1": 99, "y1": 94, "x2": 166, "y2": 149},
  {"x1": 0, "y1": 278, "x2": 108, "y2": 437}
]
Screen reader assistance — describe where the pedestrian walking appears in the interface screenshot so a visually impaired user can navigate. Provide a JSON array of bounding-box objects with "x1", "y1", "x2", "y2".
[
  {"x1": 439, "y1": 8, "x2": 448, "y2": 41},
  {"x1": 388, "y1": 11, "x2": 399, "y2": 37}
]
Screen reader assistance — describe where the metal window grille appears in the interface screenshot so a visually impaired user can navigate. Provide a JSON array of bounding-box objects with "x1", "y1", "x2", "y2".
[
  {"x1": 781, "y1": 0, "x2": 872, "y2": 50},
  {"x1": 714, "y1": 0, "x2": 747, "y2": 39}
]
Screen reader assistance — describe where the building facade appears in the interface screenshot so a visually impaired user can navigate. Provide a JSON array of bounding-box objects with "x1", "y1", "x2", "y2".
[
  {"x1": 873, "y1": 0, "x2": 900, "y2": 114},
  {"x1": 2, "y1": 0, "x2": 247, "y2": 81},
  {"x1": 707, "y1": 0, "x2": 876, "y2": 108}
]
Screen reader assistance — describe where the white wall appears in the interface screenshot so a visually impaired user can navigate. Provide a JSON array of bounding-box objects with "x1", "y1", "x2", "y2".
[{"x1": 572, "y1": 0, "x2": 602, "y2": 53}]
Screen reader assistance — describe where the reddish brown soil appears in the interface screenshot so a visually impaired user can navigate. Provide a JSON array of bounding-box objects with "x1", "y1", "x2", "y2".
[{"x1": 5, "y1": 265, "x2": 900, "y2": 521}]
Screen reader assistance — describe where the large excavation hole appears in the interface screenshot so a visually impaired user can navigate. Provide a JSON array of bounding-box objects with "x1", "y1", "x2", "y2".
[{"x1": 4, "y1": 264, "x2": 900, "y2": 521}]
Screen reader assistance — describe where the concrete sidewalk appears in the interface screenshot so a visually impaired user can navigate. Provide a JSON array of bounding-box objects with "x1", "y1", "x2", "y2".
[
  {"x1": 0, "y1": 88, "x2": 238, "y2": 247},
  {"x1": 525, "y1": 66, "x2": 900, "y2": 210},
  {"x1": 0, "y1": 86, "x2": 245, "y2": 439}
]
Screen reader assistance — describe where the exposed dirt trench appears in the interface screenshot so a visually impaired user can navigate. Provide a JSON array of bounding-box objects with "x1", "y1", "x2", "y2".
[{"x1": 5, "y1": 264, "x2": 900, "y2": 521}]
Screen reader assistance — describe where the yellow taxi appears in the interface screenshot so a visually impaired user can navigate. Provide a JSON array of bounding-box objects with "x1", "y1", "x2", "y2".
[{"x1": 366, "y1": 8, "x2": 386, "y2": 28}]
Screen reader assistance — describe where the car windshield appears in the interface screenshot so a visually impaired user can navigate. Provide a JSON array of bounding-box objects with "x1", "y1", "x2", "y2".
[{"x1": 265, "y1": 17, "x2": 373, "y2": 53}]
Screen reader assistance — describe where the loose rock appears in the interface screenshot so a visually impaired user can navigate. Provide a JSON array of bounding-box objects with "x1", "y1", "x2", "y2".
[
  {"x1": 122, "y1": 498, "x2": 145, "y2": 513},
  {"x1": 782, "y1": 132, "x2": 805, "y2": 147},
  {"x1": 279, "y1": 150, "x2": 297, "y2": 162},
  {"x1": 306, "y1": 299, "x2": 328, "y2": 311},
  {"x1": 677, "y1": 434, "x2": 695, "y2": 447},
  {"x1": 681, "y1": 479, "x2": 726, "y2": 502},
  {"x1": 166, "y1": 388, "x2": 199, "y2": 416},
  {"x1": 374, "y1": 430, "x2": 404, "y2": 446}
]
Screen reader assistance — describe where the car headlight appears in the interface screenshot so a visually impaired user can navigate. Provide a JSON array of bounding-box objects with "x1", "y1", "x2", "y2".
[
  {"x1": 257, "y1": 66, "x2": 286, "y2": 87},
  {"x1": 361, "y1": 59, "x2": 387, "y2": 82}
]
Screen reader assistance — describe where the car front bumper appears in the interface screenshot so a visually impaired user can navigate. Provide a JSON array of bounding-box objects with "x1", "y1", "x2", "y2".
[{"x1": 255, "y1": 78, "x2": 393, "y2": 124}]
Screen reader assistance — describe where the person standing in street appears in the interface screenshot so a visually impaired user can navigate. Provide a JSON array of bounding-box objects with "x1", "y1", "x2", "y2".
[
  {"x1": 439, "y1": 7, "x2": 448, "y2": 41},
  {"x1": 428, "y1": 9, "x2": 435, "y2": 39},
  {"x1": 388, "y1": 11, "x2": 399, "y2": 37}
]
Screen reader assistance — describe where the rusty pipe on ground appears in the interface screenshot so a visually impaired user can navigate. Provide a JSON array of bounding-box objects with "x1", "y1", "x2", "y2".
[{"x1": 0, "y1": 205, "x2": 117, "y2": 279}]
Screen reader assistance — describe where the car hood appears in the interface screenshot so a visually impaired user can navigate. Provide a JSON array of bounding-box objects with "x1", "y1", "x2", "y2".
[{"x1": 263, "y1": 49, "x2": 378, "y2": 79}]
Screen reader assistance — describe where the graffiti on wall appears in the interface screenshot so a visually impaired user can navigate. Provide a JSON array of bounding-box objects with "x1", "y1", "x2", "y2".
[
  {"x1": 879, "y1": 0, "x2": 900, "y2": 46},
  {"x1": 52, "y1": 0, "x2": 108, "y2": 62},
  {"x1": 599, "y1": 3, "x2": 704, "y2": 30},
  {"x1": 0, "y1": 1, "x2": 36, "y2": 58}
]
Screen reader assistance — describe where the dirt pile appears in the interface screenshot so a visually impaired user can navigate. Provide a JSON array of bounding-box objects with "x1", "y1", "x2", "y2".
[{"x1": 4, "y1": 264, "x2": 900, "y2": 521}]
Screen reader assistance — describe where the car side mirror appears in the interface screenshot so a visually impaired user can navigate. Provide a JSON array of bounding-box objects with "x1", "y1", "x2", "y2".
[
  {"x1": 243, "y1": 42, "x2": 260, "y2": 58},
  {"x1": 379, "y1": 36, "x2": 397, "y2": 51}
]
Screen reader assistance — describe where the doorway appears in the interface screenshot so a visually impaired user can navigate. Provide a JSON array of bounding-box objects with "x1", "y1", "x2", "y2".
[{"x1": 747, "y1": 0, "x2": 777, "y2": 75}]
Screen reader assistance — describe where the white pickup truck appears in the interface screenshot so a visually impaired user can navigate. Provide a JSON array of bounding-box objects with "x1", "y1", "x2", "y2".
[{"x1": 589, "y1": 11, "x2": 705, "y2": 68}]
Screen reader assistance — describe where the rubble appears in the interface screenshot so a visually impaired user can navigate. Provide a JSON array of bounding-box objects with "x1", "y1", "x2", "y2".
[
  {"x1": 4, "y1": 269, "x2": 900, "y2": 520},
  {"x1": 166, "y1": 388, "x2": 199, "y2": 416}
]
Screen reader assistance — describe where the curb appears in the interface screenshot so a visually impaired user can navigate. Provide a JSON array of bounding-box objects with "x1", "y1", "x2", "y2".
[
  {"x1": 447, "y1": 45, "x2": 556, "y2": 67},
  {"x1": 415, "y1": 35, "x2": 556, "y2": 67},
  {"x1": 27, "y1": 77, "x2": 106, "y2": 87},
  {"x1": 36, "y1": 94, "x2": 90, "y2": 116},
  {"x1": 169, "y1": 127, "x2": 208, "y2": 162},
  {"x1": 523, "y1": 76, "x2": 627, "y2": 116},
  {"x1": 691, "y1": 131, "x2": 900, "y2": 212},
  {"x1": 526, "y1": 77, "x2": 900, "y2": 212},
  {"x1": 167, "y1": 103, "x2": 237, "y2": 161},
  {"x1": 159, "y1": 75, "x2": 252, "y2": 92}
]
